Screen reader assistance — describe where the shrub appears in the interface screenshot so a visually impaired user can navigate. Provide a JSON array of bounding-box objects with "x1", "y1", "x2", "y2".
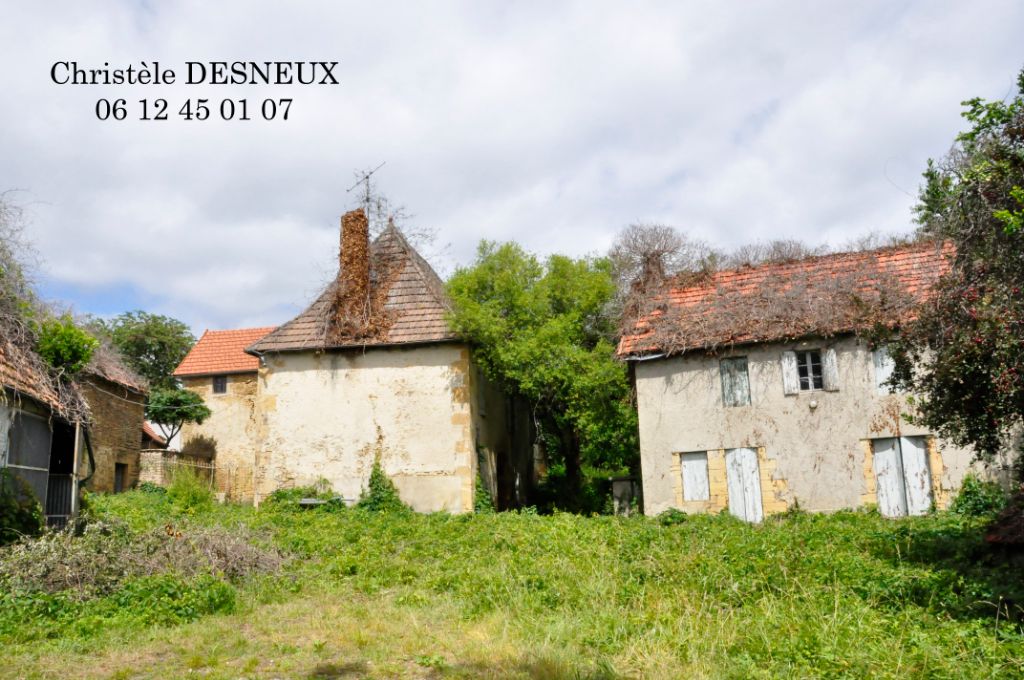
[
  {"x1": 356, "y1": 462, "x2": 410, "y2": 512},
  {"x1": 137, "y1": 481, "x2": 166, "y2": 495},
  {"x1": 474, "y1": 474, "x2": 494, "y2": 513},
  {"x1": 950, "y1": 473, "x2": 1008, "y2": 517},
  {"x1": 0, "y1": 469, "x2": 43, "y2": 545},
  {"x1": 166, "y1": 466, "x2": 214, "y2": 515},
  {"x1": 34, "y1": 314, "x2": 98, "y2": 375}
]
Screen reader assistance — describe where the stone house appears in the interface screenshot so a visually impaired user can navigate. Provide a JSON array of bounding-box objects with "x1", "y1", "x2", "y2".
[
  {"x1": 80, "y1": 347, "x2": 149, "y2": 493},
  {"x1": 173, "y1": 326, "x2": 275, "y2": 500},
  {"x1": 617, "y1": 241, "x2": 983, "y2": 520},
  {"x1": 176, "y1": 209, "x2": 533, "y2": 512}
]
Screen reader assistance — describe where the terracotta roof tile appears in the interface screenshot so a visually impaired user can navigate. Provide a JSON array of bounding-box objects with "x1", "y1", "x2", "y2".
[
  {"x1": 617, "y1": 241, "x2": 952, "y2": 358},
  {"x1": 247, "y1": 225, "x2": 456, "y2": 354},
  {"x1": 174, "y1": 327, "x2": 275, "y2": 377}
]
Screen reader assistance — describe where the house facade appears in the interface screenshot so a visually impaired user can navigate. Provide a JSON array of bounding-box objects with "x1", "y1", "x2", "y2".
[
  {"x1": 177, "y1": 208, "x2": 533, "y2": 512},
  {"x1": 619, "y1": 242, "x2": 982, "y2": 520}
]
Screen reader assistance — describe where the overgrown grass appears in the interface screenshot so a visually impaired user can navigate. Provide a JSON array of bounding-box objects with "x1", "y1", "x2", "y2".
[{"x1": 2, "y1": 490, "x2": 1023, "y2": 678}]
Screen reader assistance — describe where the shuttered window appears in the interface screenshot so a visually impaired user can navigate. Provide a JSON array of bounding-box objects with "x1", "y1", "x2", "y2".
[
  {"x1": 796, "y1": 350, "x2": 823, "y2": 390},
  {"x1": 212, "y1": 375, "x2": 228, "y2": 394},
  {"x1": 873, "y1": 347, "x2": 895, "y2": 394},
  {"x1": 782, "y1": 347, "x2": 839, "y2": 393},
  {"x1": 720, "y1": 357, "x2": 751, "y2": 407}
]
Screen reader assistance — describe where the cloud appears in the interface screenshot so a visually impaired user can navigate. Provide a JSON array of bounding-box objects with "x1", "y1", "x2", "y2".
[{"x1": 1, "y1": 0, "x2": 1022, "y2": 333}]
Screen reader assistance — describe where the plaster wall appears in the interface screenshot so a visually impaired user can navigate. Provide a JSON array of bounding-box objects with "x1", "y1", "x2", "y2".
[
  {"x1": 253, "y1": 343, "x2": 476, "y2": 513},
  {"x1": 634, "y1": 335, "x2": 981, "y2": 516},
  {"x1": 180, "y1": 373, "x2": 260, "y2": 501}
]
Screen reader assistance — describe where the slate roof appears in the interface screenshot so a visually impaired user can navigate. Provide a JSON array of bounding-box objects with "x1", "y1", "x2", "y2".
[
  {"x1": 617, "y1": 241, "x2": 952, "y2": 358},
  {"x1": 246, "y1": 225, "x2": 456, "y2": 354},
  {"x1": 174, "y1": 327, "x2": 276, "y2": 377}
]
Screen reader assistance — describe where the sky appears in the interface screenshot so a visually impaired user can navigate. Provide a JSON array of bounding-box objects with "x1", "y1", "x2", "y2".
[{"x1": 0, "y1": 1, "x2": 1022, "y2": 334}]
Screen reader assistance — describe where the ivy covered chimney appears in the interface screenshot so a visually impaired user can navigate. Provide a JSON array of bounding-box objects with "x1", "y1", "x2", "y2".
[{"x1": 335, "y1": 208, "x2": 370, "y2": 325}]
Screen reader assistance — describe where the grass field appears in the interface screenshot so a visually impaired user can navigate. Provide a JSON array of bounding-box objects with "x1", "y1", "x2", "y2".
[{"x1": 1, "y1": 486, "x2": 1023, "y2": 679}]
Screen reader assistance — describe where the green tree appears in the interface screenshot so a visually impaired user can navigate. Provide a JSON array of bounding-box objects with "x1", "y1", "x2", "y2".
[
  {"x1": 889, "y1": 69, "x2": 1024, "y2": 460},
  {"x1": 146, "y1": 387, "x2": 212, "y2": 443},
  {"x1": 447, "y1": 241, "x2": 638, "y2": 507},
  {"x1": 101, "y1": 311, "x2": 195, "y2": 390},
  {"x1": 35, "y1": 314, "x2": 98, "y2": 376}
]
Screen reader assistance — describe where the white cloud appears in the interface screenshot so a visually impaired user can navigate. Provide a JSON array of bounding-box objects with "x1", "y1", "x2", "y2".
[{"x1": 0, "y1": 0, "x2": 1021, "y2": 332}]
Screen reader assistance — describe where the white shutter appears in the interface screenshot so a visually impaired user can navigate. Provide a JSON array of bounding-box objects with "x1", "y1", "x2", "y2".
[
  {"x1": 781, "y1": 351, "x2": 799, "y2": 395},
  {"x1": 873, "y1": 347, "x2": 895, "y2": 394},
  {"x1": 900, "y1": 436, "x2": 932, "y2": 516},
  {"x1": 680, "y1": 452, "x2": 710, "y2": 501},
  {"x1": 822, "y1": 348, "x2": 840, "y2": 392},
  {"x1": 725, "y1": 447, "x2": 763, "y2": 523}
]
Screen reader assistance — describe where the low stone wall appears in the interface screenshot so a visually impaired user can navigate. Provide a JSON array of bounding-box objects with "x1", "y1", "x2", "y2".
[{"x1": 138, "y1": 449, "x2": 216, "y2": 487}]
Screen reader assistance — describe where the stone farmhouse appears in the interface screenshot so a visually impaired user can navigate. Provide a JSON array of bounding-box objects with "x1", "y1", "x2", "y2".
[
  {"x1": 617, "y1": 241, "x2": 983, "y2": 521},
  {"x1": 175, "y1": 208, "x2": 533, "y2": 512}
]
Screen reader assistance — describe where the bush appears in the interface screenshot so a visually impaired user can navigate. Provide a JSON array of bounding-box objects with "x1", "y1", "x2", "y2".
[
  {"x1": 0, "y1": 469, "x2": 43, "y2": 546},
  {"x1": 34, "y1": 314, "x2": 98, "y2": 375},
  {"x1": 474, "y1": 474, "x2": 494, "y2": 513},
  {"x1": 137, "y1": 481, "x2": 166, "y2": 495},
  {"x1": 166, "y1": 466, "x2": 214, "y2": 515},
  {"x1": 356, "y1": 462, "x2": 410, "y2": 512},
  {"x1": 950, "y1": 473, "x2": 1008, "y2": 517}
]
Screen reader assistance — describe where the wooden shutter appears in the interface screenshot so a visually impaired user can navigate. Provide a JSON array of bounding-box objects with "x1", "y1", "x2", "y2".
[
  {"x1": 872, "y1": 438, "x2": 907, "y2": 518},
  {"x1": 873, "y1": 347, "x2": 894, "y2": 394},
  {"x1": 720, "y1": 358, "x2": 751, "y2": 407},
  {"x1": 822, "y1": 348, "x2": 840, "y2": 392},
  {"x1": 781, "y1": 351, "x2": 799, "y2": 395},
  {"x1": 899, "y1": 437, "x2": 932, "y2": 516},
  {"x1": 725, "y1": 447, "x2": 763, "y2": 523}
]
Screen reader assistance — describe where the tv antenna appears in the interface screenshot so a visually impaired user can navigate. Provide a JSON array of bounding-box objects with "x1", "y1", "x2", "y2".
[{"x1": 347, "y1": 162, "x2": 386, "y2": 206}]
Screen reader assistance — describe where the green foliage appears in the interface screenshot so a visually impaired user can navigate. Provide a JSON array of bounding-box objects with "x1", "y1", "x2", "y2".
[
  {"x1": 474, "y1": 473, "x2": 494, "y2": 514},
  {"x1": 166, "y1": 466, "x2": 214, "y2": 515},
  {"x1": 356, "y1": 462, "x2": 409, "y2": 513},
  {"x1": 0, "y1": 469, "x2": 43, "y2": 546},
  {"x1": 447, "y1": 241, "x2": 639, "y2": 506},
  {"x1": 950, "y1": 474, "x2": 1008, "y2": 517},
  {"x1": 137, "y1": 481, "x2": 166, "y2": 495},
  {"x1": 889, "y1": 69, "x2": 1024, "y2": 459},
  {"x1": 34, "y1": 314, "x2": 98, "y2": 375},
  {"x1": 145, "y1": 387, "x2": 212, "y2": 443},
  {"x1": 99, "y1": 310, "x2": 195, "y2": 390}
]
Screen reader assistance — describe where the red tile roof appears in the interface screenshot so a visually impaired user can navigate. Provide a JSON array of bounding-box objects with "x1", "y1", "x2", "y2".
[
  {"x1": 173, "y1": 327, "x2": 275, "y2": 377},
  {"x1": 617, "y1": 241, "x2": 952, "y2": 358},
  {"x1": 141, "y1": 421, "x2": 167, "y2": 447}
]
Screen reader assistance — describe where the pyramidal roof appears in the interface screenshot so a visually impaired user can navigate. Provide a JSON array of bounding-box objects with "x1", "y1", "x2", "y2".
[{"x1": 247, "y1": 225, "x2": 456, "y2": 354}]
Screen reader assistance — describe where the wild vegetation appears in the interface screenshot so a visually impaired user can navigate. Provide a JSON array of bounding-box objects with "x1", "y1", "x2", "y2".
[{"x1": 1, "y1": 483, "x2": 1022, "y2": 678}]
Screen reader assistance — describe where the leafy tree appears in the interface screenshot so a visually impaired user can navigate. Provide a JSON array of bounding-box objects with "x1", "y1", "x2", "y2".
[
  {"x1": 35, "y1": 314, "x2": 98, "y2": 376},
  {"x1": 100, "y1": 311, "x2": 195, "y2": 390},
  {"x1": 146, "y1": 387, "x2": 212, "y2": 443},
  {"x1": 447, "y1": 241, "x2": 638, "y2": 507},
  {"x1": 889, "y1": 69, "x2": 1024, "y2": 460}
]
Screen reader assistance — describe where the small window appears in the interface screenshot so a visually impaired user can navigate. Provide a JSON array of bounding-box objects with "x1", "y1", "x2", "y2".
[
  {"x1": 720, "y1": 357, "x2": 751, "y2": 407},
  {"x1": 212, "y1": 375, "x2": 228, "y2": 394},
  {"x1": 680, "y1": 452, "x2": 710, "y2": 501},
  {"x1": 795, "y1": 350, "x2": 823, "y2": 391}
]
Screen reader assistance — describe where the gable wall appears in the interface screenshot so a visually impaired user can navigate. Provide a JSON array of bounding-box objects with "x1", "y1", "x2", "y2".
[
  {"x1": 252, "y1": 343, "x2": 476, "y2": 512},
  {"x1": 79, "y1": 377, "x2": 145, "y2": 493},
  {"x1": 634, "y1": 335, "x2": 981, "y2": 516},
  {"x1": 180, "y1": 372, "x2": 260, "y2": 501}
]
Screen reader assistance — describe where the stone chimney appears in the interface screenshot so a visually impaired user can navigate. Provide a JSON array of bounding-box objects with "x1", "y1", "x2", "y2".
[{"x1": 337, "y1": 208, "x2": 370, "y2": 319}]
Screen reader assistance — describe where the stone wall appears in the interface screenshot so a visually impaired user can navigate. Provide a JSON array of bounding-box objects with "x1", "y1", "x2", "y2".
[
  {"x1": 80, "y1": 376, "x2": 145, "y2": 493},
  {"x1": 180, "y1": 372, "x2": 260, "y2": 501}
]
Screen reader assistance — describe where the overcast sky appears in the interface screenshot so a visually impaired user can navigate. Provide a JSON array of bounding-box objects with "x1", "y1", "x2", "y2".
[{"x1": 1, "y1": 1, "x2": 1022, "y2": 334}]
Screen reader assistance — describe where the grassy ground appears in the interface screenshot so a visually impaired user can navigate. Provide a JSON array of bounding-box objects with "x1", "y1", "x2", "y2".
[{"x1": 2, "y1": 490, "x2": 1023, "y2": 679}]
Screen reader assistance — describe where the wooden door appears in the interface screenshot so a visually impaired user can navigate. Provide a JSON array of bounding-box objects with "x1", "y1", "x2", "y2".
[
  {"x1": 725, "y1": 447, "x2": 763, "y2": 523},
  {"x1": 899, "y1": 437, "x2": 932, "y2": 516},
  {"x1": 872, "y1": 438, "x2": 907, "y2": 518}
]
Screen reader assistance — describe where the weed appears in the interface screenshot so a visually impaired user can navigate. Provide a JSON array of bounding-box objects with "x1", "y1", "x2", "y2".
[
  {"x1": 356, "y1": 462, "x2": 410, "y2": 513},
  {"x1": 950, "y1": 473, "x2": 1008, "y2": 517},
  {"x1": 166, "y1": 465, "x2": 214, "y2": 515}
]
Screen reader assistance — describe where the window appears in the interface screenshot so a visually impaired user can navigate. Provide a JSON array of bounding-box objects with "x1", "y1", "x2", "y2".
[
  {"x1": 680, "y1": 452, "x2": 710, "y2": 501},
  {"x1": 719, "y1": 357, "x2": 751, "y2": 407},
  {"x1": 212, "y1": 375, "x2": 227, "y2": 394},
  {"x1": 796, "y1": 350, "x2": 823, "y2": 390}
]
